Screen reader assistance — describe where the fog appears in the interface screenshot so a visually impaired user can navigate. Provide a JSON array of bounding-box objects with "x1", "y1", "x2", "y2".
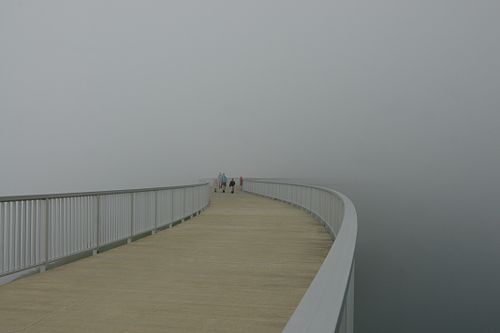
[{"x1": 1, "y1": 1, "x2": 499, "y2": 332}]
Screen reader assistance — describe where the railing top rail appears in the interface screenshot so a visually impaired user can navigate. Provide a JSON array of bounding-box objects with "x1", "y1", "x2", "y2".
[{"x1": 0, "y1": 182, "x2": 209, "y2": 202}]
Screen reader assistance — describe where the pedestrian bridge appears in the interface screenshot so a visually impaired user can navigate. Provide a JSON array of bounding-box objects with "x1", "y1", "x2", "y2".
[{"x1": 0, "y1": 180, "x2": 357, "y2": 333}]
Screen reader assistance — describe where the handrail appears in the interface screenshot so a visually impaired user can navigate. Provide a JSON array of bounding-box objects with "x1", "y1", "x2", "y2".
[
  {"x1": 0, "y1": 182, "x2": 211, "y2": 279},
  {"x1": 0, "y1": 183, "x2": 206, "y2": 202},
  {"x1": 243, "y1": 179, "x2": 357, "y2": 333}
]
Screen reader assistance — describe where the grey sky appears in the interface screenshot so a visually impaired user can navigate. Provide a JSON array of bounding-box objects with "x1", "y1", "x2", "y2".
[
  {"x1": 1, "y1": 1, "x2": 499, "y2": 194},
  {"x1": 1, "y1": 1, "x2": 500, "y2": 332}
]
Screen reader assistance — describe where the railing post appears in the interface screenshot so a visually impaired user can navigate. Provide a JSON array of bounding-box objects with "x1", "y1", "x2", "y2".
[
  {"x1": 94, "y1": 195, "x2": 100, "y2": 255},
  {"x1": 170, "y1": 190, "x2": 174, "y2": 227},
  {"x1": 41, "y1": 199, "x2": 49, "y2": 272},
  {"x1": 128, "y1": 194, "x2": 133, "y2": 244},
  {"x1": 182, "y1": 188, "x2": 186, "y2": 220},
  {"x1": 192, "y1": 187, "x2": 195, "y2": 216},
  {"x1": 153, "y1": 191, "x2": 158, "y2": 234},
  {"x1": 309, "y1": 187, "x2": 312, "y2": 213}
]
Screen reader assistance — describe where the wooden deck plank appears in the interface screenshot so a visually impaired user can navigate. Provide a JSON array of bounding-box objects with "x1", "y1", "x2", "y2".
[{"x1": 0, "y1": 191, "x2": 332, "y2": 333}]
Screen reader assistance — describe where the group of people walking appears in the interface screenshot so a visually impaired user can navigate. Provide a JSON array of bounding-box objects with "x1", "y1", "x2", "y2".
[{"x1": 215, "y1": 173, "x2": 243, "y2": 194}]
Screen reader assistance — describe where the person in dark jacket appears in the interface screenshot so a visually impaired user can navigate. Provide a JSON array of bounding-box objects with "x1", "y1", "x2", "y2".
[{"x1": 229, "y1": 178, "x2": 236, "y2": 193}]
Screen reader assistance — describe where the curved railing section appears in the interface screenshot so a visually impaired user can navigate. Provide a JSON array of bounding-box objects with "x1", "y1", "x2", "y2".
[
  {"x1": 0, "y1": 183, "x2": 210, "y2": 278},
  {"x1": 243, "y1": 180, "x2": 357, "y2": 333}
]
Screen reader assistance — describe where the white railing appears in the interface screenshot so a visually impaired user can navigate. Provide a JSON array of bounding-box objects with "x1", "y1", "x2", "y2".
[
  {"x1": 0, "y1": 183, "x2": 210, "y2": 278},
  {"x1": 243, "y1": 180, "x2": 357, "y2": 333}
]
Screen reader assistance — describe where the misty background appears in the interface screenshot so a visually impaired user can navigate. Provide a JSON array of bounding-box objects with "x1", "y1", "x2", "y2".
[{"x1": 1, "y1": 1, "x2": 499, "y2": 332}]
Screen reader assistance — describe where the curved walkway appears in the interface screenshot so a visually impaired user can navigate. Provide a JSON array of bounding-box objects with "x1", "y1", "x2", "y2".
[{"x1": 0, "y1": 191, "x2": 332, "y2": 333}]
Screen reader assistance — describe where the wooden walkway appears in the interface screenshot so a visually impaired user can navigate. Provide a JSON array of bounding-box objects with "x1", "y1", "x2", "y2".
[{"x1": 0, "y1": 191, "x2": 332, "y2": 333}]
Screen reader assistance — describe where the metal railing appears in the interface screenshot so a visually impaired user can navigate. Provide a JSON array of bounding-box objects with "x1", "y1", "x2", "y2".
[
  {"x1": 0, "y1": 183, "x2": 210, "y2": 278},
  {"x1": 243, "y1": 180, "x2": 357, "y2": 333}
]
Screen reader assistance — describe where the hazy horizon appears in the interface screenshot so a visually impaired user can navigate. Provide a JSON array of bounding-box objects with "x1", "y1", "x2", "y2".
[{"x1": 1, "y1": 1, "x2": 499, "y2": 332}]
